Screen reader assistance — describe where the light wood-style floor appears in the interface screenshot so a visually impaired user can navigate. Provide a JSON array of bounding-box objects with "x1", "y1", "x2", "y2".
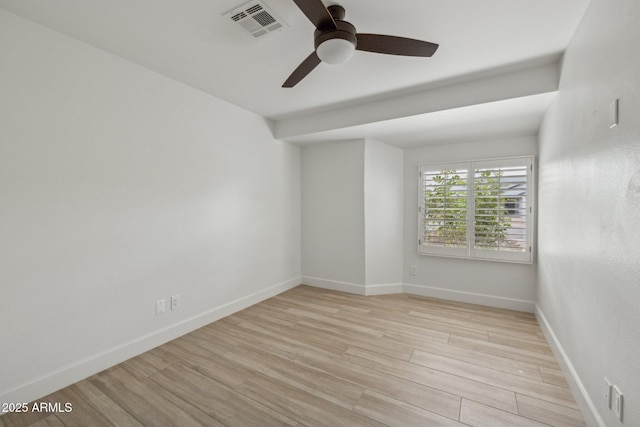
[{"x1": 1, "y1": 285, "x2": 585, "y2": 427}]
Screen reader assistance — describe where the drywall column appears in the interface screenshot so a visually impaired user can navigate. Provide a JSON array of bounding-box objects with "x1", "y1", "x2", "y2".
[
  {"x1": 301, "y1": 139, "x2": 403, "y2": 294},
  {"x1": 364, "y1": 139, "x2": 404, "y2": 292},
  {"x1": 301, "y1": 140, "x2": 367, "y2": 292}
]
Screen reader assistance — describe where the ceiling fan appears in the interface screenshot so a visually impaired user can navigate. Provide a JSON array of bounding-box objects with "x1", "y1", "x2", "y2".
[{"x1": 283, "y1": 0, "x2": 439, "y2": 88}]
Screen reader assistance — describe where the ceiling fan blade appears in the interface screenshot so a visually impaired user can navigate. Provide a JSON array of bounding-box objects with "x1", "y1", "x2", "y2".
[
  {"x1": 356, "y1": 33, "x2": 439, "y2": 57},
  {"x1": 292, "y1": 0, "x2": 336, "y2": 30},
  {"x1": 282, "y1": 51, "x2": 322, "y2": 88}
]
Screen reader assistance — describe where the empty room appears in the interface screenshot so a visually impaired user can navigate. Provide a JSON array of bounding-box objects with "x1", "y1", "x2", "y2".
[{"x1": 1, "y1": 0, "x2": 638, "y2": 426}]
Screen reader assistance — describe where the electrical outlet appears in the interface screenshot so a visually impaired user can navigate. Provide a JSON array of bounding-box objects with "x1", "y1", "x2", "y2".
[
  {"x1": 613, "y1": 385, "x2": 623, "y2": 422},
  {"x1": 171, "y1": 294, "x2": 181, "y2": 310},
  {"x1": 604, "y1": 377, "x2": 612, "y2": 409},
  {"x1": 156, "y1": 299, "x2": 166, "y2": 315},
  {"x1": 410, "y1": 265, "x2": 417, "y2": 276}
]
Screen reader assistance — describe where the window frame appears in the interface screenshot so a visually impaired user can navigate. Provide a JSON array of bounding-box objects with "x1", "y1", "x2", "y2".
[{"x1": 417, "y1": 156, "x2": 535, "y2": 264}]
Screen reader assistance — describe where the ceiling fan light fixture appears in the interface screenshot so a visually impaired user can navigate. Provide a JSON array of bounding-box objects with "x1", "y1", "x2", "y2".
[
  {"x1": 283, "y1": 1, "x2": 438, "y2": 87},
  {"x1": 316, "y1": 37, "x2": 356, "y2": 64}
]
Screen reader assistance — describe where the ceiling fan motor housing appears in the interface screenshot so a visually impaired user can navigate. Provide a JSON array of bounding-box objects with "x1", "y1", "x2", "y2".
[{"x1": 314, "y1": 20, "x2": 356, "y2": 50}]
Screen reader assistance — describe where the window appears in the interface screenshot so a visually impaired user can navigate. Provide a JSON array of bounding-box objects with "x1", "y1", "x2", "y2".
[{"x1": 418, "y1": 156, "x2": 534, "y2": 263}]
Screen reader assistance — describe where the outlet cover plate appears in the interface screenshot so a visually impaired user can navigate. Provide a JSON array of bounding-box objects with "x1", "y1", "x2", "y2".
[
  {"x1": 613, "y1": 385, "x2": 623, "y2": 422},
  {"x1": 609, "y1": 99, "x2": 619, "y2": 128},
  {"x1": 156, "y1": 299, "x2": 166, "y2": 315},
  {"x1": 604, "y1": 377, "x2": 612, "y2": 409},
  {"x1": 171, "y1": 294, "x2": 181, "y2": 310}
]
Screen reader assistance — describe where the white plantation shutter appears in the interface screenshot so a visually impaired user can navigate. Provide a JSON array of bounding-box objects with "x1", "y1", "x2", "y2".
[
  {"x1": 418, "y1": 156, "x2": 534, "y2": 263},
  {"x1": 471, "y1": 157, "x2": 532, "y2": 263},
  {"x1": 419, "y1": 164, "x2": 468, "y2": 258}
]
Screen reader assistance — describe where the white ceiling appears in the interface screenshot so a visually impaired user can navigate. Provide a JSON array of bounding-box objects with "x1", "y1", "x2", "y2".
[{"x1": 0, "y1": 0, "x2": 590, "y2": 146}]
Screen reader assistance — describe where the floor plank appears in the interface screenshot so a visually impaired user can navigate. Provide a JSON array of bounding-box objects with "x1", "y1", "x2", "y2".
[
  {"x1": 228, "y1": 343, "x2": 366, "y2": 410},
  {"x1": 448, "y1": 334, "x2": 561, "y2": 369},
  {"x1": 235, "y1": 372, "x2": 383, "y2": 427},
  {"x1": 344, "y1": 345, "x2": 519, "y2": 414},
  {"x1": 26, "y1": 416, "x2": 64, "y2": 427},
  {"x1": 404, "y1": 336, "x2": 544, "y2": 381},
  {"x1": 44, "y1": 382, "x2": 143, "y2": 427},
  {"x1": 89, "y1": 366, "x2": 220, "y2": 426},
  {"x1": 0, "y1": 406, "x2": 51, "y2": 427},
  {"x1": 0, "y1": 285, "x2": 585, "y2": 426},
  {"x1": 148, "y1": 363, "x2": 298, "y2": 426},
  {"x1": 353, "y1": 390, "x2": 465, "y2": 427},
  {"x1": 516, "y1": 393, "x2": 587, "y2": 427},
  {"x1": 411, "y1": 349, "x2": 578, "y2": 408},
  {"x1": 460, "y1": 399, "x2": 549, "y2": 427},
  {"x1": 540, "y1": 366, "x2": 571, "y2": 388}
]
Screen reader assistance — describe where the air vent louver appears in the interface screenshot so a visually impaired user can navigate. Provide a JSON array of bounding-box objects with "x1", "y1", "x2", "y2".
[
  {"x1": 224, "y1": 1, "x2": 286, "y2": 39},
  {"x1": 231, "y1": 12, "x2": 247, "y2": 22}
]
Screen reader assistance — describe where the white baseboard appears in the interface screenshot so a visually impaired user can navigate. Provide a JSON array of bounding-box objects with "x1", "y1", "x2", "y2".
[
  {"x1": 301, "y1": 276, "x2": 403, "y2": 296},
  {"x1": 364, "y1": 283, "x2": 404, "y2": 296},
  {"x1": 301, "y1": 276, "x2": 367, "y2": 295},
  {"x1": 403, "y1": 283, "x2": 535, "y2": 313},
  {"x1": 0, "y1": 276, "x2": 301, "y2": 406},
  {"x1": 302, "y1": 277, "x2": 533, "y2": 312},
  {"x1": 535, "y1": 305, "x2": 604, "y2": 427}
]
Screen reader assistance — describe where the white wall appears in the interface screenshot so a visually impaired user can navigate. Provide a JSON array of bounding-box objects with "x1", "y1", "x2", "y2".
[
  {"x1": 403, "y1": 136, "x2": 538, "y2": 312},
  {"x1": 0, "y1": 9, "x2": 301, "y2": 404},
  {"x1": 301, "y1": 140, "x2": 366, "y2": 289},
  {"x1": 364, "y1": 140, "x2": 404, "y2": 288},
  {"x1": 537, "y1": 0, "x2": 640, "y2": 425}
]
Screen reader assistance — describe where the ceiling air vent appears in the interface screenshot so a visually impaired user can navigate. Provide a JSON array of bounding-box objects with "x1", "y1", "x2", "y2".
[{"x1": 224, "y1": 0, "x2": 287, "y2": 39}]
